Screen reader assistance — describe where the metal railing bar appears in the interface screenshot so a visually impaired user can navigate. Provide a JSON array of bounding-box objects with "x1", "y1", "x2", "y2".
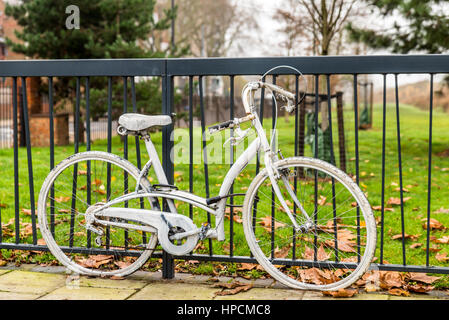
[
  {"x1": 313, "y1": 75, "x2": 319, "y2": 261},
  {"x1": 21, "y1": 77, "x2": 38, "y2": 245},
  {"x1": 353, "y1": 74, "x2": 361, "y2": 262},
  {"x1": 326, "y1": 75, "x2": 339, "y2": 262},
  {"x1": 13, "y1": 78, "x2": 20, "y2": 244},
  {"x1": 48, "y1": 77, "x2": 55, "y2": 238},
  {"x1": 229, "y1": 75, "x2": 235, "y2": 257},
  {"x1": 198, "y1": 75, "x2": 213, "y2": 256},
  {"x1": 426, "y1": 74, "x2": 434, "y2": 266},
  {"x1": 380, "y1": 74, "x2": 387, "y2": 264},
  {"x1": 394, "y1": 74, "x2": 406, "y2": 266}
]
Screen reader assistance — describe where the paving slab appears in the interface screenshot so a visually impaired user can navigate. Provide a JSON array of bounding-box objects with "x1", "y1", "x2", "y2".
[
  {"x1": 0, "y1": 270, "x2": 11, "y2": 277},
  {"x1": 0, "y1": 270, "x2": 66, "y2": 295},
  {"x1": 39, "y1": 286, "x2": 136, "y2": 300},
  {"x1": 129, "y1": 282, "x2": 217, "y2": 300},
  {"x1": 214, "y1": 287, "x2": 305, "y2": 300},
  {"x1": 0, "y1": 291, "x2": 40, "y2": 300},
  {"x1": 71, "y1": 276, "x2": 147, "y2": 290}
]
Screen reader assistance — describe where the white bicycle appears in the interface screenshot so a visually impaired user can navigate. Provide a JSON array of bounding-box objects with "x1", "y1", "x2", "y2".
[{"x1": 37, "y1": 69, "x2": 376, "y2": 291}]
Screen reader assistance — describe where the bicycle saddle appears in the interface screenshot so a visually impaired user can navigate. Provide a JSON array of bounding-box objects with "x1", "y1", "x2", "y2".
[{"x1": 118, "y1": 113, "x2": 172, "y2": 131}]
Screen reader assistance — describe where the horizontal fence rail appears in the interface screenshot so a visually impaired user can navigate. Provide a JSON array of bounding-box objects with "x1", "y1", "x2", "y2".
[{"x1": 0, "y1": 55, "x2": 448, "y2": 279}]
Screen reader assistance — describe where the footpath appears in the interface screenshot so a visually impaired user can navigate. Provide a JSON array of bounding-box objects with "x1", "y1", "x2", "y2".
[{"x1": 0, "y1": 263, "x2": 447, "y2": 300}]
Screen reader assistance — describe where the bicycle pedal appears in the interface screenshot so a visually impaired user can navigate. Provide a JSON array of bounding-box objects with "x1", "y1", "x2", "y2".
[{"x1": 199, "y1": 223, "x2": 211, "y2": 240}]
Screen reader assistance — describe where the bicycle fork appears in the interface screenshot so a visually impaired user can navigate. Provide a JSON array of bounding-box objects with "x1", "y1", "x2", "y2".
[{"x1": 265, "y1": 153, "x2": 313, "y2": 233}]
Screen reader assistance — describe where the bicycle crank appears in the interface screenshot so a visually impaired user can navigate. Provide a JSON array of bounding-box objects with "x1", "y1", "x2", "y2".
[{"x1": 158, "y1": 214, "x2": 199, "y2": 256}]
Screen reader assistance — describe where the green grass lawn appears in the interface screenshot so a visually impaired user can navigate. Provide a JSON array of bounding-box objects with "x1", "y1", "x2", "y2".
[{"x1": 1, "y1": 102, "x2": 449, "y2": 281}]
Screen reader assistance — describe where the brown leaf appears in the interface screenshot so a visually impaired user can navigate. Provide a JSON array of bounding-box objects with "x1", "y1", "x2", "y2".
[
  {"x1": 258, "y1": 216, "x2": 286, "y2": 232},
  {"x1": 55, "y1": 196, "x2": 71, "y2": 203},
  {"x1": 408, "y1": 272, "x2": 441, "y2": 284},
  {"x1": 406, "y1": 283, "x2": 434, "y2": 293},
  {"x1": 434, "y1": 207, "x2": 449, "y2": 214},
  {"x1": 372, "y1": 206, "x2": 394, "y2": 212},
  {"x1": 391, "y1": 233, "x2": 420, "y2": 241},
  {"x1": 433, "y1": 236, "x2": 449, "y2": 244},
  {"x1": 387, "y1": 197, "x2": 411, "y2": 205},
  {"x1": 380, "y1": 271, "x2": 404, "y2": 289},
  {"x1": 21, "y1": 208, "x2": 32, "y2": 216},
  {"x1": 274, "y1": 245, "x2": 291, "y2": 259},
  {"x1": 422, "y1": 218, "x2": 445, "y2": 231},
  {"x1": 322, "y1": 288, "x2": 357, "y2": 298},
  {"x1": 388, "y1": 288, "x2": 410, "y2": 296},
  {"x1": 410, "y1": 243, "x2": 422, "y2": 249},
  {"x1": 238, "y1": 263, "x2": 257, "y2": 271},
  {"x1": 232, "y1": 215, "x2": 243, "y2": 224},
  {"x1": 435, "y1": 252, "x2": 449, "y2": 262},
  {"x1": 213, "y1": 281, "x2": 253, "y2": 296},
  {"x1": 318, "y1": 195, "x2": 327, "y2": 206}
]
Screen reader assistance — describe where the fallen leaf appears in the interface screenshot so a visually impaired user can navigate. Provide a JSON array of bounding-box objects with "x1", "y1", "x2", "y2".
[
  {"x1": 258, "y1": 216, "x2": 286, "y2": 232},
  {"x1": 435, "y1": 252, "x2": 449, "y2": 262},
  {"x1": 391, "y1": 233, "x2": 420, "y2": 241},
  {"x1": 434, "y1": 207, "x2": 449, "y2": 214},
  {"x1": 274, "y1": 245, "x2": 291, "y2": 259},
  {"x1": 433, "y1": 236, "x2": 449, "y2": 244},
  {"x1": 213, "y1": 281, "x2": 253, "y2": 296},
  {"x1": 387, "y1": 197, "x2": 411, "y2": 205},
  {"x1": 408, "y1": 272, "x2": 441, "y2": 284},
  {"x1": 388, "y1": 288, "x2": 410, "y2": 296},
  {"x1": 372, "y1": 206, "x2": 394, "y2": 212},
  {"x1": 410, "y1": 243, "x2": 422, "y2": 249},
  {"x1": 21, "y1": 208, "x2": 32, "y2": 216},
  {"x1": 55, "y1": 196, "x2": 71, "y2": 203},
  {"x1": 322, "y1": 288, "x2": 357, "y2": 298},
  {"x1": 422, "y1": 218, "x2": 445, "y2": 231}
]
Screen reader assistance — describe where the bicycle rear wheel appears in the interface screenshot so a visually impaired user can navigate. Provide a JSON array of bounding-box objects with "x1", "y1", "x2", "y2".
[
  {"x1": 242, "y1": 157, "x2": 376, "y2": 291},
  {"x1": 37, "y1": 151, "x2": 158, "y2": 277}
]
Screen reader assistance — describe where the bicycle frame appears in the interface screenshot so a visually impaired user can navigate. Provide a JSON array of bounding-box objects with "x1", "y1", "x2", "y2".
[{"x1": 92, "y1": 85, "x2": 307, "y2": 245}]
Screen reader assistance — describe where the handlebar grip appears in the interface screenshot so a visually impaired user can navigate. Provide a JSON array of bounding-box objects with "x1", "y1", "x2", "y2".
[{"x1": 208, "y1": 120, "x2": 234, "y2": 133}]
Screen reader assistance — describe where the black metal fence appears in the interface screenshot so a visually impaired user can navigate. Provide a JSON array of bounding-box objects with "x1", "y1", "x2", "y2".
[{"x1": 0, "y1": 55, "x2": 449, "y2": 278}]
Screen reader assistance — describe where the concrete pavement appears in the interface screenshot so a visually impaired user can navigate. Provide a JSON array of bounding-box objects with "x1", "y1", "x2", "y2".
[{"x1": 0, "y1": 264, "x2": 447, "y2": 300}]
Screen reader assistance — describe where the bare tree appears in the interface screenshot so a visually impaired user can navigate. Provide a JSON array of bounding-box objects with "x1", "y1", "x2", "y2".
[{"x1": 172, "y1": 0, "x2": 259, "y2": 57}]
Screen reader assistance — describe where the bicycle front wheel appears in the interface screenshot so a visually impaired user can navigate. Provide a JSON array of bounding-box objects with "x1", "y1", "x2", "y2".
[
  {"x1": 37, "y1": 151, "x2": 158, "y2": 277},
  {"x1": 242, "y1": 157, "x2": 376, "y2": 291}
]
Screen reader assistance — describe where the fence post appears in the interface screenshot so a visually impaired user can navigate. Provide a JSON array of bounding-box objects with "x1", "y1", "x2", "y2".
[{"x1": 161, "y1": 69, "x2": 175, "y2": 279}]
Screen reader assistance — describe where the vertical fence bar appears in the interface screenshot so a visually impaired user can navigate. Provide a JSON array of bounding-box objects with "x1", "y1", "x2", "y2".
[
  {"x1": 123, "y1": 76, "x2": 129, "y2": 249},
  {"x1": 292, "y1": 74, "x2": 299, "y2": 260},
  {"x1": 189, "y1": 76, "x2": 194, "y2": 222},
  {"x1": 198, "y1": 75, "x2": 213, "y2": 256},
  {"x1": 229, "y1": 75, "x2": 235, "y2": 257},
  {"x1": 353, "y1": 74, "x2": 361, "y2": 261},
  {"x1": 270, "y1": 75, "x2": 277, "y2": 260},
  {"x1": 162, "y1": 73, "x2": 175, "y2": 278},
  {"x1": 85, "y1": 77, "x2": 92, "y2": 248},
  {"x1": 105, "y1": 76, "x2": 113, "y2": 249},
  {"x1": 380, "y1": 74, "x2": 387, "y2": 264},
  {"x1": 426, "y1": 74, "x2": 434, "y2": 266},
  {"x1": 21, "y1": 77, "x2": 37, "y2": 245},
  {"x1": 313, "y1": 74, "x2": 319, "y2": 261},
  {"x1": 326, "y1": 75, "x2": 339, "y2": 261},
  {"x1": 13, "y1": 78, "x2": 20, "y2": 244},
  {"x1": 69, "y1": 77, "x2": 81, "y2": 247},
  {"x1": 48, "y1": 77, "x2": 55, "y2": 237},
  {"x1": 394, "y1": 74, "x2": 406, "y2": 265},
  {"x1": 251, "y1": 76, "x2": 265, "y2": 258}
]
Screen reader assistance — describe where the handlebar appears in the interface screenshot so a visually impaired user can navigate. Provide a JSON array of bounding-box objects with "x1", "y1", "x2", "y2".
[
  {"x1": 242, "y1": 81, "x2": 296, "y2": 114},
  {"x1": 208, "y1": 114, "x2": 255, "y2": 134}
]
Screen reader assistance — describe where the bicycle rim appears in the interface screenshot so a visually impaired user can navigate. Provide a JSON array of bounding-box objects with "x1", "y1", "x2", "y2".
[
  {"x1": 37, "y1": 151, "x2": 157, "y2": 277},
  {"x1": 243, "y1": 157, "x2": 376, "y2": 291}
]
